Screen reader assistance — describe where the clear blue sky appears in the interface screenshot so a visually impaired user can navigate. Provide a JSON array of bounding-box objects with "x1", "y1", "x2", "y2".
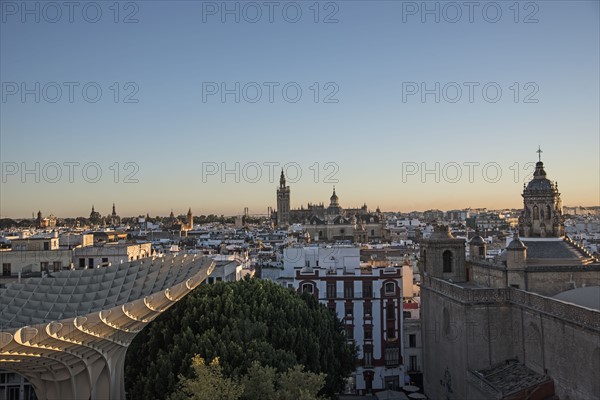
[{"x1": 1, "y1": 0, "x2": 598, "y2": 217}]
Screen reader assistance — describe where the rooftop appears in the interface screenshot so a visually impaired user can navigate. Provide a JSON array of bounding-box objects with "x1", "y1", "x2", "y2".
[
  {"x1": 521, "y1": 238, "x2": 591, "y2": 260},
  {"x1": 472, "y1": 359, "x2": 551, "y2": 396},
  {"x1": 552, "y1": 286, "x2": 600, "y2": 310}
]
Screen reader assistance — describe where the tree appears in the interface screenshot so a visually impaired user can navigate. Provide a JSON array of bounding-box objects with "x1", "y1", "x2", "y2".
[
  {"x1": 274, "y1": 365, "x2": 326, "y2": 400},
  {"x1": 125, "y1": 278, "x2": 356, "y2": 399},
  {"x1": 170, "y1": 359, "x2": 326, "y2": 400},
  {"x1": 169, "y1": 356, "x2": 242, "y2": 400}
]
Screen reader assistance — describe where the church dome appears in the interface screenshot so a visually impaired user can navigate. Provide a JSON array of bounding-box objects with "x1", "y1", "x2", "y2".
[
  {"x1": 330, "y1": 188, "x2": 338, "y2": 202},
  {"x1": 470, "y1": 235, "x2": 485, "y2": 246},
  {"x1": 525, "y1": 161, "x2": 555, "y2": 191},
  {"x1": 507, "y1": 233, "x2": 526, "y2": 250}
]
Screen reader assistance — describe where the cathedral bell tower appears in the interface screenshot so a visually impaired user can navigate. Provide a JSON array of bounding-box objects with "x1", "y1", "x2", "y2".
[
  {"x1": 187, "y1": 208, "x2": 193, "y2": 230},
  {"x1": 518, "y1": 148, "x2": 564, "y2": 237},
  {"x1": 276, "y1": 170, "x2": 291, "y2": 227}
]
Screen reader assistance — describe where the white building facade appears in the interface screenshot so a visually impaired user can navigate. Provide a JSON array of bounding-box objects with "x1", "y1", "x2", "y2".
[{"x1": 284, "y1": 245, "x2": 405, "y2": 394}]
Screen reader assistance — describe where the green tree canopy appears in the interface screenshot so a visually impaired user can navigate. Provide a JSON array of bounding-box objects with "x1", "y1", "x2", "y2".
[
  {"x1": 170, "y1": 358, "x2": 327, "y2": 400},
  {"x1": 125, "y1": 278, "x2": 356, "y2": 399},
  {"x1": 169, "y1": 356, "x2": 243, "y2": 400}
]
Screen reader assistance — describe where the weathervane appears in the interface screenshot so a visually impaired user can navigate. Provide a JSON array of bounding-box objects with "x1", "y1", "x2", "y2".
[{"x1": 537, "y1": 146, "x2": 543, "y2": 162}]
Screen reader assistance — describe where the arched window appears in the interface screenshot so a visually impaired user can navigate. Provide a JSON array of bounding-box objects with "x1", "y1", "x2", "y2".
[
  {"x1": 443, "y1": 250, "x2": 453, "y2": 273},
  {"x1": 302, "y1": 283, "x2": 314, "y2": 294},
  {"x1": 533, "y1": 205, "x2": 539, "y2": 220},
  {"x1": 546, "y1": 205, "x2": 551, "y2": 220},
  {"x1": 385, "y1": 282, "x2": 395, "y2": 294}
]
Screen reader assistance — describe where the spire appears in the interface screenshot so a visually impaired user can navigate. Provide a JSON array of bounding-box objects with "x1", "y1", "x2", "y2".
[
  {"x1": 92, "y1": 205, "x2": 95, "y2": 212},
  {"x1": 279, "y1": 169, "x2": 286, "y2": 188},
  {"x1": 188, "y1": 207, "x2": 192, "y2": 215},
  {"x1": 112, "y1": 203, "x2": 116, "y2": 215}
]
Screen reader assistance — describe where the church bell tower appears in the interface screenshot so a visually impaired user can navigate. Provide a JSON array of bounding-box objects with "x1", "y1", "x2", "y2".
[
  {"x1": 276, "y1": 170, "x2": 290, "y2": 227},
  {"x1": 518, "y1": 148, "x2": 564, "y2": 237}
]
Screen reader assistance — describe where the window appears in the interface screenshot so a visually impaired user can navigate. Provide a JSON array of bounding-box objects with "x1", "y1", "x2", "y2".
[
  {"x1": 364, "y1": 346, "x2": 373, "y2": 367},
  {"x1": 79, "y1": 258, "x2": 85, "y2": 269},
  {"x1": 422, "y1": 249, "x2": 427, "y2": 271},
  {"x1": 302, "y1": 283, "x2": 314, "y2": 294},
  {"x1": 344, "y1": 282, "x2": 354, "y2": 298},
  {"x1": 443, "y1": 250, "x2": 453, "y2": 273},
  {"x1": 409, "y1": 334, "x2": 416, "y2": 348},
  {"x1": 385, "y1": 346, "x2": 400, "y2": 367},
  {"x1": 43, "y1": 241, "x2": 49, "y2": 250},
  {"x1": 384, "y1": 376, "x2": 400, "y2": 390},
  {"x1": 327, "y1": 282, "x2": 336, "y2": 299},
  {"x1": 346, "y1": 327, "x2": 354, "y2": 340},
  {"x1": 403, "y1": 311, "x2": 412, "y2": 319},
  {"x1": 385, "y1": 282, "x2": 395, "y2": 295},
  {"x1": 409, "y1": 355, "x2": 418, "y2": 371},
  {"x1": 363, "y1": 281, "x2": 372, "y2": 298},
  {"x1": 371, "y1": 229, "x2": 375, "y2": 236},
  {"x1": 345, "y1": 304, "x2": 353, "y2": 317},
  {"x1": 386, "y1": 302, "x2": 395, "y2": 320},
  {"x1": 533, "y1": 205, "x2": 539, "y2": 220},
  {"x1": 364, "y1": 303, "x2": 372, "y2": 316},
  {"x1": 89, "y1": 258, "x2": 94, "y2": 268},
  {"x1": 2, "y1": 263, "x2": 11, "y2": 277},
  {"x1": 364, "y1": 327, "x2": 373, "y2": 340},
  {"x1": 387, "y1": 326, "x2": 395, "y2": 339},
  {"x1": 102, "y1": 257, "x2": 109, "y2": 265},
  {"x1": 207, "y1": 277, "x2": 214, "y2": 284},
  {"x1": 53, "y1": 261, "x2": 61, "y2": 272},
  {"x1": 40, "y1": 262, "x2": 49, "y2": 272},
  {"x1": 328, "y1": 303, "x2": 336, "y2": 313}
]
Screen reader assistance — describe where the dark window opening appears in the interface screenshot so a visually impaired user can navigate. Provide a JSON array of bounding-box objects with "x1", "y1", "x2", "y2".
[
  {"x1": 443, "y1": 250, "x2": 453, "y2": 273},
  {"x1": 409, "y1": 334, "x2": 416, "y2": 347}
]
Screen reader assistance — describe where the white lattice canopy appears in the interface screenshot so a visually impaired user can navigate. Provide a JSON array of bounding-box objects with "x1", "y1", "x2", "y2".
[{"x1": 0, "y1": 254, "x2": 214, "y2": 400}]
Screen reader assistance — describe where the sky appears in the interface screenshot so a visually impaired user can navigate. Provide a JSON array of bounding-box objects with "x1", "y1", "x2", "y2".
[{"x1": 1, "y1": 0, "x2": 599, "y2": 218}]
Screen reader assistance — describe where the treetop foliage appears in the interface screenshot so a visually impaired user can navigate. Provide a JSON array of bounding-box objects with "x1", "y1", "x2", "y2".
[{"x1": 125, "y1": 278, "x2": 356, "y2": 399}]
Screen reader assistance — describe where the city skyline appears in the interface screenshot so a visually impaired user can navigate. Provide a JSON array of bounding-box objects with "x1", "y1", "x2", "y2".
[{"x1": 2, "y1": 1, "x2": 599, "y2": 217}]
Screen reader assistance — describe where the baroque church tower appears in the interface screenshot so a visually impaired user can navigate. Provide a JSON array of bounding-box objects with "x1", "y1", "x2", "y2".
[
  {"x1": 518, "y1": 149, "x2": 564, "y2": 237},
  {"x1": 276, "y1": 170, "x2": 290, "y2": 227}
]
